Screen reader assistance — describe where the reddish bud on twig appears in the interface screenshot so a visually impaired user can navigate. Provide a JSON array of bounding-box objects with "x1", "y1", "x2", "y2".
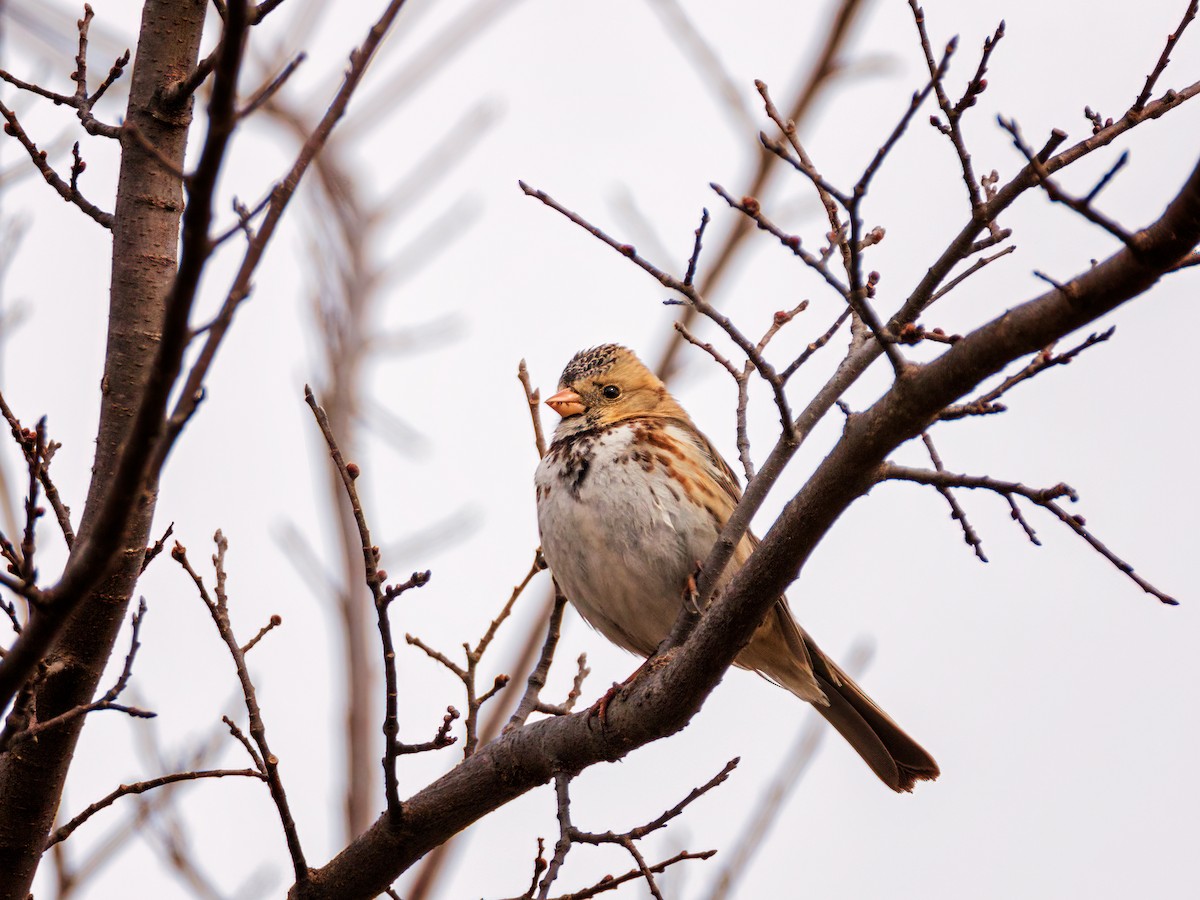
[
  {"x1": 618, "y1": 244, "x2": 636, "y2": 257},
  {"x1": 270, "y1": 614, "x2": 282, "y2": 626},
  {"x1": 170, "y1": 541, "x2": 186, "y2": 561},
  {"x1": 346, "y1": 461, "x2": 360, "y2": 479},
  {"x1": 376, "y1": 568, "x2": 388, "y2": 583},
  {"x1": 741, "y1": 196, "x2": 760, "y2": 214}
]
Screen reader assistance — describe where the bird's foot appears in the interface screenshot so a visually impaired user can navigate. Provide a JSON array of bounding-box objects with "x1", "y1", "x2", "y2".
[
  {"x1": 682, "y1": 560, "x2": 703, "y2": 615},
  {"x1": 588, "y1": 655, "x2": 658, "y2": 725},
  {"x1": 589, "y1": 681, "x2": 622, "y2": 725}
]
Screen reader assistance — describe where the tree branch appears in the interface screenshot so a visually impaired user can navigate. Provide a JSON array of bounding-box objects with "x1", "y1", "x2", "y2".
[{"x1": 285, "y1": 149, "x2": 1200, "y2": 900}]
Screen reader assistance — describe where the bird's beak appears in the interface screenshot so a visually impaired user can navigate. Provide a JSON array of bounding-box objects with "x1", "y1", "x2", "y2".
[{"x1": 545, "y1": 388, "x2": 585, "y2": 418}]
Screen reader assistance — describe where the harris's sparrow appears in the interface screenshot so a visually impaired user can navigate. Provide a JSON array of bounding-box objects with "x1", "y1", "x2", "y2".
[{"x1": 534, "y1": 344, "x2": 939, "y2": 792}]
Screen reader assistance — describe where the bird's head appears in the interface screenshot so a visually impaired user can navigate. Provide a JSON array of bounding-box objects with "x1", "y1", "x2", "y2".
[{"x1": 545, "y1": 344, "x2": 685, "y2": 433}]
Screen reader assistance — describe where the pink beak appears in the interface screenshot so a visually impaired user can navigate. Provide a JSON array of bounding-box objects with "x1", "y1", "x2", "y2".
[{"x1": 545, "y1": 388, "x2": 585, "y2": 418}]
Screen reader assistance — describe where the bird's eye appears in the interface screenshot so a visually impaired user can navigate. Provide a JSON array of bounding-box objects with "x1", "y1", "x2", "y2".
[{"x1": 602, "y1": 384, "x2": 621, "y2": 399}]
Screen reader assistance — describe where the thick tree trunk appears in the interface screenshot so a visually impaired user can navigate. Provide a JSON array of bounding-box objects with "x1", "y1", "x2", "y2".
[{"x1": 0, "y1": 2, "x2": 207, "y2": 894}]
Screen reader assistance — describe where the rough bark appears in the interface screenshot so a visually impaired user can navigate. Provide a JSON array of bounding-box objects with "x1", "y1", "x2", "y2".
[{"x1": 0, "y1": 2, "x2": 207, "y2": 894}]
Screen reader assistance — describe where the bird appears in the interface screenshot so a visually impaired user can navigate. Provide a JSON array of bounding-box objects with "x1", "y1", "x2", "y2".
[{"x1": 533, "y1": 343, "x2": 939, "y2": 792}]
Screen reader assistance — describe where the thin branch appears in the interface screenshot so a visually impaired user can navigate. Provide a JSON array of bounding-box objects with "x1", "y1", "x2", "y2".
[
  {"x1": 999, "y1": 118, "x2": 1136, "y2": 246},
  {"x1": 534, "y1": 654, "x2": 590, "y2": 718},
  {"x1": 1131, "y1": 0, "x2": 1198, "y2": 112},
  {"x1": 939, "y1": 327, "x2": 1114, "y2": 420},
  {"x1": 1041, "y1": 500, "x2": 1180, "y2": 605},
  {"x1": 909, "y1": 2, "x2": 1001, "y2": 211},
  {"x1": 19, "y1": 419, "x2": 45, "y2": 585},
  {"x1": 222, "y1": 714, "x2": 265, "y2": 773},
  {"x1": 506, "y1": 592, "x2": 569, "y2": 731},
  {"x1": 408, "y1": 551, "x2": 545, "y2": 757},
  {"x1": 140, "y1": 522, "x2": 175, "y2": 574},
  {"x1": 46, "y1": 768, "x2": 266, "y2": 848},
  {"x1": 654, "y1": 0, "x2": 871, "y2": 381},
  {"x1": 0, "y1": 6, "x2": 127, "y2": 138},
  {"x1": 709, "y1": 183, "x2": 849, "y2": 298},
  {"x1": 0, "y1": 598, "x2": 154, "y2": 753},
  {"x1": 240, "y1": 614, "x2": 283, "y2": 654},
  {"x1": 520, "y1": 185, "x2": 794, "y2": 430},
  {"x1": 780, "y1": 308, "x2": 852, "y2": 380},
  {"x1": 238, "y1": 53, "x2": 307, "y2": 119},
  {"x1": 921, "y1": 432, "x2": 987, "y2": 562},
  {"x1": 396, "y1": 707, "x2": 460, "y2": 756},
  {"x1": 305, "y1": 384, "x2": 431, "y2": 818},
  {"x1": 927, "y1": 244, "x2": 1016, "y2": 305},
  {"x1": 879, "y1": 463, "x2": 1179, "y2": 605},
  {"x1": 756, "y1": 80, "x2": 850, "y2": 276},
  {"x1": 0, "y1": 101, "x2": 114, "y2": 227},
  {"x1": 536, "y1": 760, "x2": 736, "y2": 900},
  {"x1": 173, "y1": 534, "x2": 309, "y2": 881},
  {"x1": 518, "y1": 360, "x2": 547, "y2": 459},
  {"x1": 150, "y1": 0, "x2": 414, "y2": 483}
]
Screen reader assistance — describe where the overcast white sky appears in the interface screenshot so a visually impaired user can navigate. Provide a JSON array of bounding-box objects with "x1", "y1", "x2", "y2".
[{"x1": 2, "y1": 0, "x2": 1198, "y2": 897}]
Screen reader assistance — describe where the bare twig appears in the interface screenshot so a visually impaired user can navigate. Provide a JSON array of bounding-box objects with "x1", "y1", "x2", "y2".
[
  {"x1": 1041, "y1": 501, "x2": 1179, "y2": 605},
  {"x1": 518, "y1": 360, "x2": 547, "y2": 459},
  {"x1": 407, "y1": 551, "x2": 545, "y2": 756},
  {"x1": 909, "y1": 2, "x2": 1002, "y2": 211},
  {"x1": 519, "y1": 185, "x2": 794, "y2": 430},
  {"x1": 709, "y1": 183, "x2": 849, "y2": 299},
  {"x1": 780, "y1": 308, "x2": 852, "y2": 380},
  {"x1": 506, "y1": 592, "x2": 569, "y2": 731},
  {"x1": 240, "y1": 614, "x2": 283, "y2": 655},
  {"x1": 19, "y1": 419, "x2": 45, "y2": 585},
  {"x1": 920, "y1": 433, "x2": 987, "y2": 562},
  {"x1": 1131, "y1": 0, "x2": 1198, "y2": 111},
  {"x1": 535, "y1": 760, "x2": 736, "y2": 900},
  {"x1": 173, "y1": 535, "x2": 309, "y2": 881},
  {"x1": 238, "y1": 52, "x2": 306, "y2": 119},
  {"x1": 0, "y1": 599, "x2": 154, "y2": 753},
  {"x1": 0, "y1": 102, "x2": 114, "y2": 227},
  {"x1": 0, "y1": 5, "x2": 127, "y2": 138},
  {"x1": 140, "y1": 522, "x2": 175, "y2": 574},
  {"x1": 927, "y1": 245, "x2": 1016, "y2": 305},
  {"x1": 939, "y1": 327, "x2": 1114, "y2": 420},
  {"x1": 1000, "y1": 118, "x2": 1136, "y2": 246},
  {"x1": 305, "y1": 384, "x2": 432, "y2": 818},
  {"x1": 878, "y1": 463, "x2": 1178, "y2": 604},
  {"x1": 46, "y1": 767, "x2": 266, "y2": 848},
  {"x1": 756, "y1": 80, "x2": 849, "y2": 275},
  {"x1": 534, "y1": 654, "x2": 590, "y2": 718},
  {"x1": 654, "y1": 0, "x2": 871, "y2": 380}
]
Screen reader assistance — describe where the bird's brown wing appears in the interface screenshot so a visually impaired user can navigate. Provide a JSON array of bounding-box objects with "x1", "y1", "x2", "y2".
[{"x1": 666, "y1": 417, "x2": 939, "y2": 790}]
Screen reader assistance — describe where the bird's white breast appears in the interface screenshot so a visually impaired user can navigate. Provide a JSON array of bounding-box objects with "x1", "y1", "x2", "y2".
[{"x1": 534, "y1": 420, "x2": 722, "y2": 657}]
